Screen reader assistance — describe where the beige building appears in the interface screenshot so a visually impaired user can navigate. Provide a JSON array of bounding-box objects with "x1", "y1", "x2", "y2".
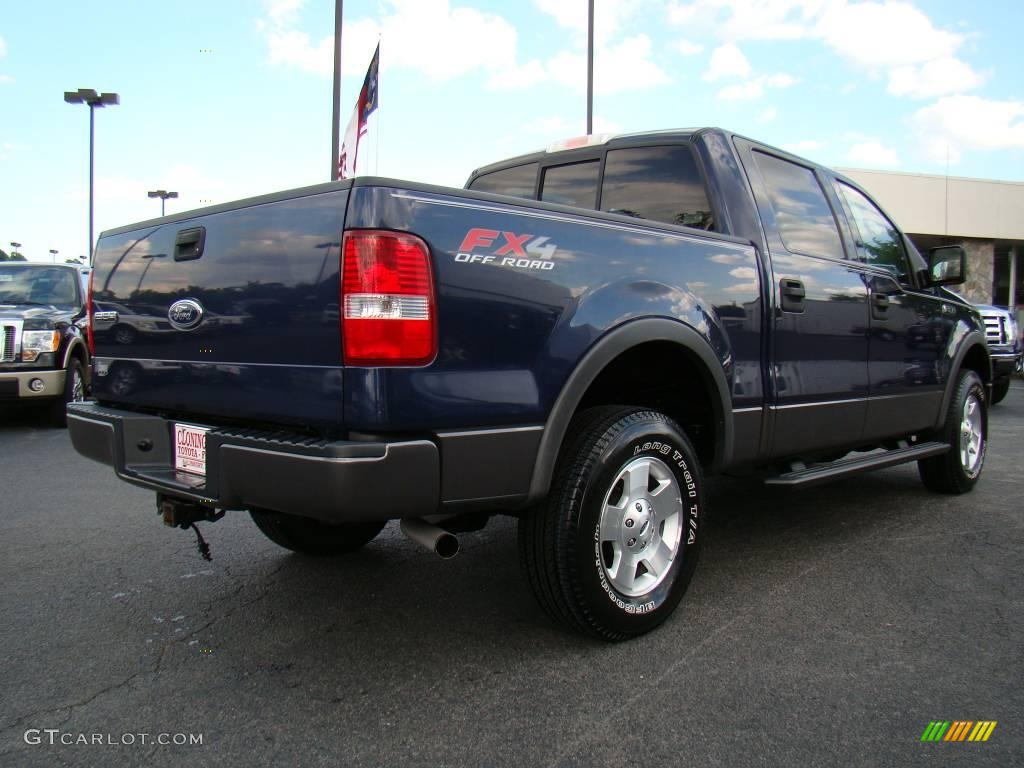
[{"x1": 838, "y1": 167, "x2": 1023, "y2": 318}]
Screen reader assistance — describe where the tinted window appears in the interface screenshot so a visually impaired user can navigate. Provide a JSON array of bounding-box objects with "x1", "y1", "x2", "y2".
[
  {"x1": 540, "y1": 160, "x2": 600, "y2": 208},
  {"x1": 469, "y1": 163, "x2": 538, "y2": 199},
  {"x1": 835, "y1": 182, "x2": 910, "y2": 280},
  {"x1": 0, "y1": 266, "x2": 79, "y2": 306},
  {"x1": 600, "y1": 146, "x2": 714, "y2": 230},
  {"x1": 755, "y1": 152, "x2": 843, "y2": 259}
]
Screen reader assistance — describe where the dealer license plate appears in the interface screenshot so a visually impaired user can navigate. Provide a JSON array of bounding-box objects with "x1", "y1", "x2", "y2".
[{"x1": 174, "y1": 423, "x2": 210, "y2": 476}]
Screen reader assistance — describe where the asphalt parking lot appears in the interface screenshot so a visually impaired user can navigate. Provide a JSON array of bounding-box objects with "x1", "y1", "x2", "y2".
[{"x1": 2, "y1": 384, "x2": 1023, "y2": 768}]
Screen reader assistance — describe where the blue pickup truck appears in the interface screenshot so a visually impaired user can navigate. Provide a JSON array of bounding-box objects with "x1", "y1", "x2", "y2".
[{"x1": 68, "y1": 128, "x2": 991, "y2": 640}]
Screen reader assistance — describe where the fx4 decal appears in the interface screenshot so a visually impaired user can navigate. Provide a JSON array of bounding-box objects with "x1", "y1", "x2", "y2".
[{"x1": 455, "y1": 228, "x2": 557, "y2": 271}]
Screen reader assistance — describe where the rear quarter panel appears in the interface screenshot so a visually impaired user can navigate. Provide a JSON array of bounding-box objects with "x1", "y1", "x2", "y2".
[{"x1": 343, "y1": 183, "x2": 764, "y2": 432}]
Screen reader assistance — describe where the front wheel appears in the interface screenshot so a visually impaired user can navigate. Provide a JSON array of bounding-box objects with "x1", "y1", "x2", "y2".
[
  {"x1": 250, "y1": 508, "x2": 386, "y2": 556},
  {"x1": 519, "y1": 407, "x2": 704, "y2": 641},
  {"x1": 49, "y1": 357, "x2": 86, "y2": 428},
  {"x1": 918, "y1": 370, "x2": 987, "y2": 494}
]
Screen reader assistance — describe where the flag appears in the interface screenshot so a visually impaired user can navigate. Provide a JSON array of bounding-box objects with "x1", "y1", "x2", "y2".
[{"x1": 338, "y1": 44, "x2": 380, "y2": 180}]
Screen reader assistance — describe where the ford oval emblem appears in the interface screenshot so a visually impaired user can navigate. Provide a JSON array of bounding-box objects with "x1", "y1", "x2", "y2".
[{"x1": 168, "y1": 299, "x2": 205, "y2": 331}]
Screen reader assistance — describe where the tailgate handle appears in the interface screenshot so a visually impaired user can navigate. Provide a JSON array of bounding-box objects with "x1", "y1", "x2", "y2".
[{"x1": 174, "y1": 227, "x2": 206, "y2": 262}]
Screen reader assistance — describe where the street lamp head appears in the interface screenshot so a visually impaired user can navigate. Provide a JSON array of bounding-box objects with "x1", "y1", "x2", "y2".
[
  {"x1": 148, "y1": 190, "x2": 166, "y2": 198},
  {"x1": 10, "y1": 242, "x2": 21, "y2": 249},
  {"x1": 64, "y1": 89, "x2": 119, "y2": 107},
  {"x1": 168, "y1": 191, "x2": 179, "y2": 199}
]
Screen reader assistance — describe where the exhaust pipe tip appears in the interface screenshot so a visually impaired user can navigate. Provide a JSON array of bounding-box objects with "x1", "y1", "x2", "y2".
[{"x1": 400, "y1": 518, "x2": 460, "y2": 559}]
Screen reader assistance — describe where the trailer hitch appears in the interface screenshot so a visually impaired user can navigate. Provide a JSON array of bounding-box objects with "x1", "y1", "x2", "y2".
[{"x1": 157, "y1": 495, "x2": 225, "y2": 561}]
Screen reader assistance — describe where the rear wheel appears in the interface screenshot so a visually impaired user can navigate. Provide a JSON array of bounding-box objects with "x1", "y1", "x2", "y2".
[
  {"x1": 918, "y1": 370, "x2": 987, "y2": 494},
  {"x1": 250, "y1": 508, "x2": 386, "y2": 556},
  {"x1": 990, "y1": 376, "x2": 1010, "y2": 405},
  {"x1": 519, "y1": 407, "x2": 704, "y2": 641},
  {"x1": 49, "y1": 357, "x2": 85, "y2": 428}
]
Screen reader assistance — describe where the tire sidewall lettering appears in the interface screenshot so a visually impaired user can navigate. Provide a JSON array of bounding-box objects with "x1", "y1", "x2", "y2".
[{"x1": 578, "y1": 419, "x2": 702, "y2": 623}]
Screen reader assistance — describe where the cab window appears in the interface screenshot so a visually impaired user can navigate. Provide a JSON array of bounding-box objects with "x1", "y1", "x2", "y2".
[
  {"x1": 754, "y1": 151, "x2": 844, "y2": 260},
  {"x1": 540, "y1": 160, "x2": 600, "y2": 208},
  {"x1": 468, "y1": 163, "x2": 537, "y2": 199},
  {"x1": 600, "y1": 146, "x2": 714, "y2": 230}
]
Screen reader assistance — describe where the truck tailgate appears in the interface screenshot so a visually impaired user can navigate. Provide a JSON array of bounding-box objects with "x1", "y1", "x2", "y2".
[{"x1": 90, "y1": 188, "x2": 349, "y2": 430}]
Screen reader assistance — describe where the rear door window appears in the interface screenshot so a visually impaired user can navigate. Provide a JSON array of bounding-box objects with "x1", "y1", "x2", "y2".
[
  {"x1": 468, "y1": 163, "x2": 538, "y2": 199},
  {"x1": 540, "y1": 160, "x2": 600, "y2": 208},
  {"x1": 601, "y1": 146, "x2": 714, "y2": 230},
  {"x1": 754, "y1": 151, "x2": 844, "y2": 260}
]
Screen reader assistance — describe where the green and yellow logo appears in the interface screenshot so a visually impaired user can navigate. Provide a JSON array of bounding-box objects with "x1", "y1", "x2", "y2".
[{"x1": 920, "y1": 721, "x2": 997, "y2": 742}]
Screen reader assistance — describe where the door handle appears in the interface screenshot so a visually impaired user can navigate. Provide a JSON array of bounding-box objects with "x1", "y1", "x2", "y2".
[
  {"x1": 779, "y1": 278, "x2": 806, "y2": 313},
  {"x1": 871, "y1": 292, "x2": 891, "y2": 320},
  {"x1": 174, "y1": 227, "x2": 206, "y2": 262}
]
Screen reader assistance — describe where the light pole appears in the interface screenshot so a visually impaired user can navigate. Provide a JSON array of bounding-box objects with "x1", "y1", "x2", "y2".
[
  {"x1": 64, "y1": 88, "x2": 120, "y2": 265},
  {"x1": 147, "y1": 189, "x2": 178, "y2": 216},
  {"x1": 331, "y1": 0, "x2": 344, "y2": 180},
  {"x1": 9, "y1": 241, "x2": 21, "y2": 260},
  {"x1": 49, "y1": 249, "x2": 59, "y2": 263}
]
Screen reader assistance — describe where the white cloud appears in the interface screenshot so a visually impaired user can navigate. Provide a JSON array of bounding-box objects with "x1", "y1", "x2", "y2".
[
  {"x1": 814, "y1": 1, "x2": 961, "y2": 69},
  {"x1": 887, "y1": 57, "x2": 984, "y2": 99},
  {"x1": 259, "y1": 0, "x2": 531, "y2": 84},
  {"x1": 911, "y1": 95, "x2": 1024, "y2": 164},
  {"x1": 846, "y1": 140, "x2": 900, "y2": 168},
  {"x1": 730, "y1": 266, "x2": 757, "y2": 280},
  {"x1": 548, "y1": 35, "x2": 670, "y2": 94},
  {"x1": 0, "y1": 74, "x2": 12, "y2": 85},
  {"x1": 0, "y1": 34, "x2": 7, "y2": 57},
  {"x1": 784, "y1": 140, "x2": 823, "y2": 155},
  {"x1": 675, "y1": 39, "x2": 704, "y2": 56},
  {"x1": 265, "y1": 0, "x2": 303, "y2": 26},
  {"x1": 668, "y1": 1, "x2": 983, "y2": 100},
  {"x1": 534, "y1": 0, "x2": 643, "y2": 44},
  {"x1": 759, "y1": 107, "x2": 778, "y2": 123},
  {"x1": 718, "y1": 73, "x2": 796, "y2": 102},
  {"x1": 703, "y1": 43, "x2": 750, "y2": 81},
  {"x1": 669, "y1": 0, "x2": 822, "y2": 41}
]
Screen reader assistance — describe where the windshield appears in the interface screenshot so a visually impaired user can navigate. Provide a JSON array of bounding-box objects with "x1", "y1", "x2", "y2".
[{"x1": 0, "y1": 266, "x2": 80, "y2": 306}]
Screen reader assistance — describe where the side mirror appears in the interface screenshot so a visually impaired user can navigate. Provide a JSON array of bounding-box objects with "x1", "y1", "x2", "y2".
[{"x1": 926, "y1": 245, "x2": 966, "y2": 287}]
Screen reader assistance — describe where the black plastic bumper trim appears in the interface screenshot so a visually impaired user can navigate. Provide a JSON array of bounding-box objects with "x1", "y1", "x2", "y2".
[{"x1": 67, "y1": 402, "x2": 439, "y2": 523}]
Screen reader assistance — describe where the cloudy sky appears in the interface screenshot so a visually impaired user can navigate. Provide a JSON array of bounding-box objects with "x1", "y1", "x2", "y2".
[{"x1": 1, "y1": 0, "x2": 1022, "y2": 262}]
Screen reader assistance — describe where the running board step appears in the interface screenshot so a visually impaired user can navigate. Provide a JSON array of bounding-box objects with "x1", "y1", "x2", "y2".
[{"x1": 764, "y1": 442, "x2": 950, "y2": 489}]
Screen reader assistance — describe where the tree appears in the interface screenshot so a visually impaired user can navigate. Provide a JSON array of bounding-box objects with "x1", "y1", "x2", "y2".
[
  {"x1": 0, "y1": 249, "x2": 9, "y2": 261},
  {"x1": 9, "y1": 252, "x2": 27, "y2": 261}
]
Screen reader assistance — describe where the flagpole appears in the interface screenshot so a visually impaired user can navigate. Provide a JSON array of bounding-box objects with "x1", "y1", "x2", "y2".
[
  {"x1": 586, "y1": 0, "x2": 594, "y2": 135},
  {"x1": 375, "y1": 36, "x2": 381, "y2": 176},
  {"x1": 331, "y1": 0, "x2": 344, "y2": 180}
]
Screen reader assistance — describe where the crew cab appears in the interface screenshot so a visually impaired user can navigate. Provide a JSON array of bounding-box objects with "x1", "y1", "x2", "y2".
[
  {"x1": 67, "y1": 128, "x2": 991, "y2": 640},
  {"x1": 0, "y1": 263, "x2": 90, "y2": 426}
]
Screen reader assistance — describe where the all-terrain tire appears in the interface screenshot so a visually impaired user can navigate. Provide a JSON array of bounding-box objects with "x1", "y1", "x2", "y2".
[
  {"x1": 519, "y1": 407, "x2": 704, "y2": 641},
  {"x1": 918, "y1": 370, "x2": 987, "y2": 494}
]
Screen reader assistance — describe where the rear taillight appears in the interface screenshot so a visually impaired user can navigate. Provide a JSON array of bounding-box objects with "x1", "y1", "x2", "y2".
[
  {"x1": 86, "y1": 271, "x2": 95, "y2": 356},
  {"x1": 341, "y1": 230, "x2": 436, "y2": 366}
]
